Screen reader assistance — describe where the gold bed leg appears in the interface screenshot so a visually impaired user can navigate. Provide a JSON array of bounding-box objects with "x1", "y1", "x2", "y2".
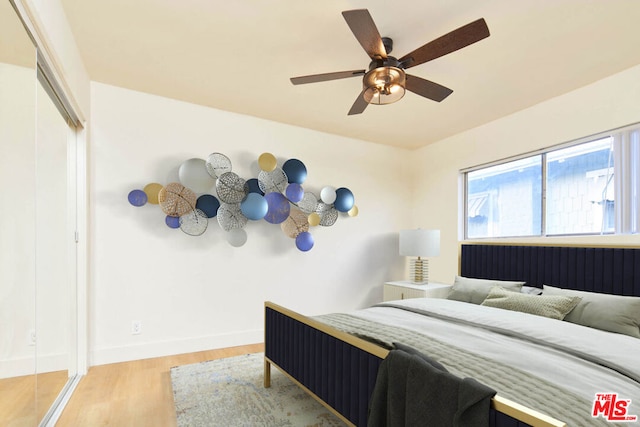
[{"x1": 264, "y1": 358, "x2": 271, "y2": 388}]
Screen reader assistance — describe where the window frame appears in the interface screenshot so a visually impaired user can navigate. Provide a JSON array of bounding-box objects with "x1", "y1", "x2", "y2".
[{"x1": 462, "y1": 122, "x2": 640, "y2": 240}]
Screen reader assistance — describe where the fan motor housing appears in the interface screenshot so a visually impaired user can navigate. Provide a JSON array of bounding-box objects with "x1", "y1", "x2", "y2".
[
  {"x1": 381, "y1": 36, "x2": 393, "y2": 54},
  {"x1": 368, "y1": 56, "x2": 403, "y2": 72}
]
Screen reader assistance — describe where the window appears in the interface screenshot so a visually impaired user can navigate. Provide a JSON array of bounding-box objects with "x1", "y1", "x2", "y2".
[
  {"x1": 546, "y1": 137, "x2": 614, "y2": 235},
  {"x1": 467, "y1": 157, "x2": 541, "y2": 238},
  {"x1": 463, "y1": 124, "x2": 640, "y2": 238}
]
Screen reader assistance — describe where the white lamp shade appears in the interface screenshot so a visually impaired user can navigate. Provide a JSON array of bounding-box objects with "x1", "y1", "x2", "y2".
[{"x1": 399, "y1": 229, "x2": 440, "y2": 257}]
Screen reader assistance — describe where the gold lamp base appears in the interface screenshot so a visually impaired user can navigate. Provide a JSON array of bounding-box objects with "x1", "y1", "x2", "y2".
[{"x1": 409, "y1": 256, "x2": 429, "y2": 284}]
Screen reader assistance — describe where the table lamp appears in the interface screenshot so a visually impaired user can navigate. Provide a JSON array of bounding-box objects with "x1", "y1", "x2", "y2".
[{"x1": 399, "y1": 229, "x2": 440, "y2": 284}]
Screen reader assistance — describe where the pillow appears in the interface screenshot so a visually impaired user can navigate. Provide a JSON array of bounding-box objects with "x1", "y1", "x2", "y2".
[
  {"x1": 542, "y1": 285, "x2": 640, "y2": 338},
  {"x1": 521, "y1": 286, "x2": 543, "y2": 295},
  {"x1": 447, "y1": 276, "x2": 525, "y2": 305},
  {"x1": 481, "y1": 286, "x2": 582, "y2": 320}
]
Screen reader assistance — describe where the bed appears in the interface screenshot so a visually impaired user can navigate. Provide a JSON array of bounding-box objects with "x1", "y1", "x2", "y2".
[{"x1": 263, "y1": 244, "x2": 640, "y2": 426}]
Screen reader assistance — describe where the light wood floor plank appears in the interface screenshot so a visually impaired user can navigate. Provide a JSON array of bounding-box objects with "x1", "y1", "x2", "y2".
[
  {"x1": 56, "y1": 343, "x2": 264, "y2": 426},
  {"x1": 0, "y1": 370, "x2": 69, "y2": 426}
]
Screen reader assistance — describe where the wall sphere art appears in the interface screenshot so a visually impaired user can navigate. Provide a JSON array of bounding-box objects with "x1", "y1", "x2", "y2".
[
  {"x1": 295, "y1": 231, "x2": 314, "y2": 252},
  {"x1": 245, "y1": 178, "x2": 263, "y2": 195},
  {"x1": 128, "y1": 189, "x2": 148, "y2": 207},
  {"x1": 334, "y1": 187, "x2": 355, "y2": 212},
  {"x1": 158, "y1": 183, "x2": 197, "y2": 217},
  {"x1": 264, "y1": 192, "x2": 291, "y2": 224},
  {"x1": 308, "y1": 212, "x2": 321, "y2": 227},
  {"x1": 320, "y1": 186, "x2": 337, "y2": 204},
  {"x1": 241, "y1": 192, "x2": 268, "y2": 220},
  {"x1": 227, "y1": 228, "x2": 248, "y2": 247},
  {"x1": 285, "y1": 183, "x2": 304, "y2": 203},
  {"x1": 282, "y1": 158, "x2": 307, "y2": 184},
  {"x1": 165, "y1": 215, "x2": 180, "y2": 229},
  {"x1": 258, "y1": 152, "x2": 277, "y2": 172},
  {"x1": 143, "y1": 183, "x2": 163, "y2": 204},
  {"x1": 127, "y1": 151, "x2": 358, "y2": 252},
  {"x1": 195, "y1": 194, "x2": 220, "y2": 218},
  {"x1": 179, "y1": 158, "x2": 215, "y2": 193}
]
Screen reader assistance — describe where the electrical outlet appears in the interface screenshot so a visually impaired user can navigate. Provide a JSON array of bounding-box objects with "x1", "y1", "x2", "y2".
[
  {"x1": 131, "y1": 320, "x2": 142, "y2": 335},
  {"x1": 28, "y1": 329, "x2": 36, "y2": 346}
]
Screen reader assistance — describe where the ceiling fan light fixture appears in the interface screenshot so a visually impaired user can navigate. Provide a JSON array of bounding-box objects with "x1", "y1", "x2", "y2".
[
  {"x1": 289, "y1": 10, "x2": 490, "y2": 115},
  {"x1": 363, "y1": 66, "x2": 406, "y2": 105}
]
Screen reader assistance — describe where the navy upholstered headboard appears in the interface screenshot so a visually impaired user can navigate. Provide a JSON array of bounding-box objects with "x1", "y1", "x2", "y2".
[{"x1": 460, "y1": 244, "x2": 640, "y2": 297}]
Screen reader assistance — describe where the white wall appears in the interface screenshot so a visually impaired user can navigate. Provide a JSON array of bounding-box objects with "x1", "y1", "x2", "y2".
[
  {"x1": 89, "y1": 82, "x2": 411, "y2": 365},
  {"x1": 414, "y1": 64, "x2": 640, "y2": 284}
]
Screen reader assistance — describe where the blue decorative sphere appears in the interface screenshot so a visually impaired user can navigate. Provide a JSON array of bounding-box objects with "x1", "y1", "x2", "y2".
[
  {"x1": 165, "y1": 215, "x2": 180, "y2": 229},
  {"x1": 128, "y1": 189, "x2": 148, "y2": 207},
  {"x1": 264, "y1": 192, "x2": 291, "y2": 224},
  {"x1": 195, "y1": 194, "x2": 220, "y2": 218},
  {"x1": 241, "y1": 193, "x2": 269, "y2": 220},
  {"x1": 295, "y1": 231, "x2": 314, "y2": 252},
  {"x1": 282, "y1": 159, "x2": 307, "y2": 184},
  {"x1": 334, "y1": 187, "x2": 354, "y2": 212},
  {"x1": 285, "y1": 183, "x2": 304, "y2": 203},
  {"x1": 244, "y1": 178, "x2": 264, "y2": 195}
]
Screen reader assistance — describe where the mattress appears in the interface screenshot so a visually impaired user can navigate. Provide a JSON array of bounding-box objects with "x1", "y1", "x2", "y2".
[{"x1": 315, "y1": 298, "x2": 640, "y2": 426}]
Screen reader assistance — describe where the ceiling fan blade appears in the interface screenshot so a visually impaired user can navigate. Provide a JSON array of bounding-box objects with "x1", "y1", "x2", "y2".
[
  {"x1": 348, "y1": 89, "x2": 369, "y2": 115},
  {"x1": 405, "y1": 74, "x2": 453, "y2": 102},
  {"x1": 399, "y1": 18, "x2": 490, "y2": 69},
  {"x1": 290, "y1": 70, "x2": 366, "y2": 85},
  {"x1": 342, "y1": 9, "x2": 387, "y2": 60}
]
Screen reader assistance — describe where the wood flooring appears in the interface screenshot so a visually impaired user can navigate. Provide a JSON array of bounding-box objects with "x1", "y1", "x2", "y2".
[
  {"x1": 0, "y1": 370, "x2": 69, "y2": 427},
  {"x1": 56, "y1": 343, "x2": 264, "y2": 426},
  {"x1": 1, "y1": 343, "x2": 263, "y2": 427}
]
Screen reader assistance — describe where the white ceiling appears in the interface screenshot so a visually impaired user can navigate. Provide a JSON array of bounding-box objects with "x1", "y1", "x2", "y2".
[{"x1": 59, "y1": 0, "x2": 640, "y2": 150}]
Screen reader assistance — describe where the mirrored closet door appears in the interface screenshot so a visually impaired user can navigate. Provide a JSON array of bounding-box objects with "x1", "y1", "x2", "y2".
[
  {"x1": 0, "y1": 1, "x2": 38, "y2": 424},
  {"x1": 0, "y1": 1, "x2": 80, "y2": 425},
  {"x1": 34, "y1": 63, "x2": 79, "y2": 425}
]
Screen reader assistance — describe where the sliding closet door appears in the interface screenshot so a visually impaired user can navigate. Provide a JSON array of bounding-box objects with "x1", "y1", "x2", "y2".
[
  {"x1": 1, "y1": 2, "x2": 81, "y2": 424},
  {"x1": 0, "y1": 1, "x2": 38, "y2": 425},
  {"x1": 34, "y1": 77, "x2": 76, "y2": 422}
]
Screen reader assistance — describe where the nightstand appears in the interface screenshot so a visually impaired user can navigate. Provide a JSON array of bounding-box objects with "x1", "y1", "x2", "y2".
[{"x1": 383, "y1": 281, "x2": 452, "y2": 301}]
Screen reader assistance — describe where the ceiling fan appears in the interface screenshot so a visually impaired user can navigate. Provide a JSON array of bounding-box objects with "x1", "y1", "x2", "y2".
[{"x1": 290, "y1": 9, "x2": 490, "y2": 115}]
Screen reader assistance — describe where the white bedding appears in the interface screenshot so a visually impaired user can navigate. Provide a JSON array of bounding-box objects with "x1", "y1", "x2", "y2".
[{"x1": 344, "y1": 298, "x2": 640, "y2": 422}]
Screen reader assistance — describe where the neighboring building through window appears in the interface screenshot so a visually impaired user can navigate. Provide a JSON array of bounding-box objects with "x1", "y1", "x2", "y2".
[
  {"x1": 463, "y1": 124, "x2": 639, "y2": 239},
  {"x1": 467, "y1": 157, "x2": 541, "y2": 238},
  {"x1": 545, "y1": 137, "x2": 614, "y2": 235}
]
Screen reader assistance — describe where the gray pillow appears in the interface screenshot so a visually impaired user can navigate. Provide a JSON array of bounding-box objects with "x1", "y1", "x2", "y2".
[
  {"x1": 543, "y1": 285, "x2": 640, "y2": 338},
  {"x1": 447, "y1": 276, "x2": 525, "y2": 305},
  {"x1": 481, "y1": 286, "x2": 582, "y2": 320}
]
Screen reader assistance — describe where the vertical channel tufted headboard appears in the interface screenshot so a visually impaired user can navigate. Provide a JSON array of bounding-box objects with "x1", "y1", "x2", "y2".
[{"x1": 460, "y1": 244, "x2": 640, "y2": 297}]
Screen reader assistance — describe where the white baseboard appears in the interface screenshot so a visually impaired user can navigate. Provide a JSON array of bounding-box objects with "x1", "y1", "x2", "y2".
[
  {"x1": 0, "y1": 356, "x2": 34, "y2": 379},
  {"x1": 89, "y1": 329, "x2": 263, "y2": 366},
  {"x1": 0, "y1": 352, "x2": 68, "y2": 379}
]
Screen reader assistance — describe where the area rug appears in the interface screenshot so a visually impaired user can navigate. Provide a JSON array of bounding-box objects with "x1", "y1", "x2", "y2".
[{"x1": 170, "y1": 352, "x2": 346, "y2": 427}]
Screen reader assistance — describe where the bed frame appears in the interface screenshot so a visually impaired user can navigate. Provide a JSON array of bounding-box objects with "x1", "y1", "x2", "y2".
[{"x1": 264, "y1": 244, "x2": 640, "y2": 427}]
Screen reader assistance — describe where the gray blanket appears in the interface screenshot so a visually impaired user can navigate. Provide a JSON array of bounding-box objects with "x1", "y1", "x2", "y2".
[
  {"x1": 316, "y1": 311, "x2": 617, "y2": 426},
  {"x1": 368, "y1": 343, "x2": 496, "y2": 427}
]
